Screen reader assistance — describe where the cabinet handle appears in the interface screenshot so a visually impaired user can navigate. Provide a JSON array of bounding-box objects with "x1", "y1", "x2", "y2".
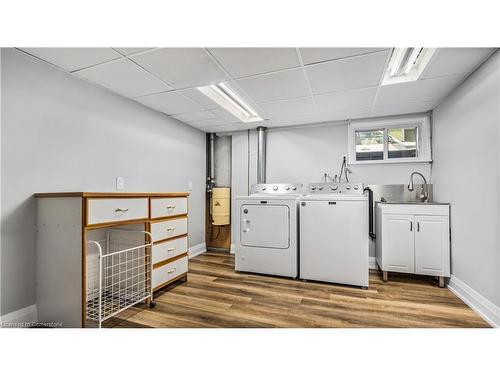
[
  {"x1": 166, "y1": 227, "x2": 176, "y2": 231},
  {"x1": 410, "y1": 221, "x2": 413, "y2": 231},
  {"x1": 166, "y1": 205, "x2": 176, "y2": 209},
  {"x1": 167, "y1": 247, "x2": 176, "y2": 252},
  {"x1": 417, "y1": 222, "x2": 420, "y2": 232},
  {"x1": 167, "y1": 268, "x2": 176, "y2": 274},
  {"x1": 115, "y1": 208, "x2": 129, "y2": 212}
]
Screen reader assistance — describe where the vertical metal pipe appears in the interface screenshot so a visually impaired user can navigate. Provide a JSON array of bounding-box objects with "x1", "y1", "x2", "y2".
[
  {"x1": 209, "y1": 133, "x2": 215, "y2": 183},
  {"x1": 257, "y1": 126, "x2": 267, "y2": 184}
]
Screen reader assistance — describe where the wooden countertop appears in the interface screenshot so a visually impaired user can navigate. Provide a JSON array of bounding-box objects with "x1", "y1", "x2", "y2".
[{"x1": 34, "y1": 192, "x2": 190, "y2": 198}]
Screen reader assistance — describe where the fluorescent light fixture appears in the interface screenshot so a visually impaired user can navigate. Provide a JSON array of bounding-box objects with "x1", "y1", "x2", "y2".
[
  {"x1": 198, "y1": 83, "x2": 263, "y2": 123},
  {"x1": 382, "y1": 48, "x2": 436, "y2": 86}
]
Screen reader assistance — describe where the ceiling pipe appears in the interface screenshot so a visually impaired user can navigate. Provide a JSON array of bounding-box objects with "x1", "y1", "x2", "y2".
[{"x1": 257, "y1": 126, "x2": 267, "y2": 184}]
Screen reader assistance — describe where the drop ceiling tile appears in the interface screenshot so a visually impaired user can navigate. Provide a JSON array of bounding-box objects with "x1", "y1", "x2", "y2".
[
  {"x1": 177, "y1": 87, "x2": 220, "y2": 110},
  {"x1": 209, "y1": 48, "x2": 300, "y2": 78},
  {"x1": 371, "y1": 101, "x2": 438, "y2": 117},
  {"x1": 376, "y1": 74, "x2": 467, "y2": 106},
  {"x1": 306, "y1": 50, "x2": 389, "y2": 94},
  {"x1": 129, "y1": 48, "x2": 229, "y2": 89},
  {"x1": 74, "y1": 58, "x2": 170, "y2": 98},
  {"x1": 235, "y1": 68, "x2": 311, "y2": 103},
  {"x1": 259, "y1": 96, "x2": 316, "y2": 118},
  {"x1": 188, "y1": 117, "x2": 233, "y2": 128},
  {"x1": 420, "y1": 48, "x2": 496, "y2": 79},
  {"x1": 135, "y1": 91, "x2": 203, "y2": 115},
  {"x1": 210, "y1": 107, "x2": 241, "y2": 122},
  {"x1": 172, "y1": 111, "x2": 216, "y2": 122},
  {"x1": 114, "y1": 47, "x2": 154, "y2": 55},
  {"x1": 314, "y1": 87, "x2": 377, "y2": 113},
  {"x1": 299, "y1": 48, "x2": 388, "y2": 65},
  {"x1": 197, "y1": 123, "x2": 257, "y2": 133},
  {"x1": 270, "y1": 108, "x2": 373, "y2": 127},
  {"x1": 20, "y1": 48, "x2": 122, "y2": 72}
]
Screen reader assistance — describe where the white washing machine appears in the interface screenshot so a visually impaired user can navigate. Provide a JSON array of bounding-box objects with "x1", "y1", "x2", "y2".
[
  {"x1": 300, "y1": 182, "x2": 369, "y2": 287},
  {"x1": 235, "y1": 183, "x2": 303, "y2": 278}
]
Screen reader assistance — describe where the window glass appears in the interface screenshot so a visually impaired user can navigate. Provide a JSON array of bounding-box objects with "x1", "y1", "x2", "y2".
[
  {"x1": 388, "y1": 127, "x2": 417, "y2": 159},
  {"x1": 355, "y1": 129, "x2": 384, "y2": 161}
]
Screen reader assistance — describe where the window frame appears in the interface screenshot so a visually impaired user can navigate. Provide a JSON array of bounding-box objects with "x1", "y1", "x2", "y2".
[{"x1": 348, "y1": 115, "x2": 431, "y2": 165}]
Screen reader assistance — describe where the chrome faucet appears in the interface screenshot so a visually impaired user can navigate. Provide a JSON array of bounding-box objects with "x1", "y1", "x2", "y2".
[{"x1": 408, "y1": 172, "x2": 429, "y2": 202}]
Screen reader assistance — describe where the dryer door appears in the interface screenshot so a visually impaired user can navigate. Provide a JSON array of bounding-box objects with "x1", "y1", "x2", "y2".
[{"x1": 240, "y1": 204, "x2": 290, "y2": 249}]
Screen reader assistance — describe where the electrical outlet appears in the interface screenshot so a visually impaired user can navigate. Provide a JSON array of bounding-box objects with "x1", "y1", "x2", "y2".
[
  {"x1": 188, "y1": 181, "x2": 193, "y2": 191},
  {"x1": 116, "y1": 177, "x2": 125, "y2": 190}
]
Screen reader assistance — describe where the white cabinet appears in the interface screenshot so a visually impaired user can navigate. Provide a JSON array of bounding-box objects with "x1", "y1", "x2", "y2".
[
  {"x1": 383, "y1": 214, "x2": 414, "y2": 273},
  {"x1": 375, "y1": 203, "x2": 450, "y2": 286},
  {"x1": 414, "y1": 215, "x2": 450, "y2": 276}
]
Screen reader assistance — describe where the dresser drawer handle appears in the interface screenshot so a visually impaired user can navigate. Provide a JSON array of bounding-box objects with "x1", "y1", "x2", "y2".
[
  {"x1": 167, "y1": 268, "x2": 176, "y2": 274},
  {"x1": 167, "y1": 247, "x2": 176, "y2": 252},
  {"x1": 166, "y1": 205, "x2": 176, "y2": 209},
  {"x1": 115, "y1": 208, "x2": 129, "y2": 212},
  {"x1": 166, "y1": 227, "x2": 176, "y2": 232}
]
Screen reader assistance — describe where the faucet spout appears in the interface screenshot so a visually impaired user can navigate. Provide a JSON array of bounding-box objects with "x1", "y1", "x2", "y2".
[{"x1": 408, "y1": 172, "x2": 429, "y2": 202}]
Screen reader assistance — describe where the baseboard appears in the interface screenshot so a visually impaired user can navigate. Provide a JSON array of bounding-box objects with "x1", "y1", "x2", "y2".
[
  {"x1": 369, "y1": 256, "x2": 378, "y2": 270},
  {"x1": 189, "y1": 242, "x2": 207, "y2": 259},
  {"x1": 447, "y1": 275, "x2": 500, "y2": 328},
  {"x1": 230, "y1": 243, "x2": 236, "y2": 254},
  {"x1": 0, "y1": 304, "x2": 38, "y2": 327}
]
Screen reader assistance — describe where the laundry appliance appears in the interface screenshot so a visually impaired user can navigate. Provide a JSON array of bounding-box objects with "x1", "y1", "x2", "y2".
[
  {"x1": 235, "y1": 183, "x2": 303, "y2": 278},
  {"x1": 300, "y1": 182, "x2": 369, "y2": 287}
]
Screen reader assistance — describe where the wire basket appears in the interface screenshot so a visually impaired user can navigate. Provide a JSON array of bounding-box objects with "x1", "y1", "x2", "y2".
[{"x1": 86, "y1": 229, "x2": 154, "y2": 327}]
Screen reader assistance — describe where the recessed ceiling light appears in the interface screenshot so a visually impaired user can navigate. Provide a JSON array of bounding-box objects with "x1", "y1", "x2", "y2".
[
  {"x1": 382, "y1": 48, "x2": 436, "y2": 85},
  {"x1": 198, "y1": 83, "x2": 263, "y2": 123}
]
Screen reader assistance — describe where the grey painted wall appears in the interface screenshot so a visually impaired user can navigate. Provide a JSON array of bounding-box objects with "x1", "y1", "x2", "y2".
[
  {"x1": 214, "y1": 135, "x2": 231, "y2": 187},
  {"x1": 0, "y1": 48, "x2": 206, "y2": 316},
  {"x1": 432, "y1": 50, "x2": 500, "y2": 307}
]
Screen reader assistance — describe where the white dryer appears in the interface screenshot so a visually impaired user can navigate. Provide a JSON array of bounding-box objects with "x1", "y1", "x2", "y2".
[
  {"x1": 235, "y1": 183, "x2": 303, "y2": 278},
  {"x1": 300, "y1": 182, "x2": 369, "y2": 287}
]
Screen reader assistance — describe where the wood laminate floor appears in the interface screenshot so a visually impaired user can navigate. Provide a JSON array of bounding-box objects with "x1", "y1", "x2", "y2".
[{"x1": 106, "y1": 250, "x2": 490, "y2": 328}]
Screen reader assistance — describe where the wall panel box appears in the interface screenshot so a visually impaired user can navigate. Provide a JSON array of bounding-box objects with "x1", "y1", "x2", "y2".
[{"x1": 35, "y1": 191, "x2": 189, "y2": 328}]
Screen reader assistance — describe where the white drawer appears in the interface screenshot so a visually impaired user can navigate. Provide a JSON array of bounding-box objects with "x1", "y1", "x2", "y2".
[
  {"x1": 87, "y1": 198, "x2": 148, "y2": 226},
  {"x1": 152, "y1": 255, "x2": 188, "y2": 289},
  {"x1": 152, "y1": 236, "x2": 188, "y2": 264},
  {"x1": 151, "y1": 217, "x2": 188, "y2": 242},
  {"x1": 150, "y1": 197, "x2": 187, "y2": 219}
]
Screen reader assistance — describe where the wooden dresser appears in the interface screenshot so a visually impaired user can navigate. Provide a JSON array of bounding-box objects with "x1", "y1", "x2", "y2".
[{"x1": 35, "y1": 192, "x2": 189, "y2": 327}]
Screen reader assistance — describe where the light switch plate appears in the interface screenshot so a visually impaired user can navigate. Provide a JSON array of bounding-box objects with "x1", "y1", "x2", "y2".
[{"x1": 116, "y1": 177, "x2": 125, "y2": 190}]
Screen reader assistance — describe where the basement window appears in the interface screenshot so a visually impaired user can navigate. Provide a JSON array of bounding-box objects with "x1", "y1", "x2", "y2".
[{"x1": 348, "y1": 115, "x2": 431, "y2": 164}]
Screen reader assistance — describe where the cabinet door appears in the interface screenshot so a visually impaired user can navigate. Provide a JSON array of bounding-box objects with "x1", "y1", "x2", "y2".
[
  {"x1": 414, "y1": 215, "x2": 450, "y2": 277},
  {"x1": 382, "y1": 214, "x2": 414, "y2": 273}
]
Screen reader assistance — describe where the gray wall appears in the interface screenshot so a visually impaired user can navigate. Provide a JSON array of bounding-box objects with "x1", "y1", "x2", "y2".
[
  {"x1": 214, "y1": 135, "x2": 231, "y2": 187},
  {"x1": 432, "y1": 50, "x2": 500, "y2": 307},
  {"x1": 0, "y1": 48, "x2": 206, "y2": 316}
]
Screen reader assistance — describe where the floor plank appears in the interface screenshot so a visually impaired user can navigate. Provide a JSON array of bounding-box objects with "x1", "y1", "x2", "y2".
[{"x1": 111, "y1": 251, "x2": 490, "y2": 328}]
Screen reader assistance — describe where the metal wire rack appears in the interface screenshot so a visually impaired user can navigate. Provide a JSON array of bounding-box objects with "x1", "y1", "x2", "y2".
[{"x1": 86, "y1": 229, "x2": 154, "y2": 328}]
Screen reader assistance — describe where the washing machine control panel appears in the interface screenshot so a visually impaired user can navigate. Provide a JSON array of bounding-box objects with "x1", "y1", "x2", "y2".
[
  {"x1": 250, "y1": 183, "x2": 304, "y2": 195},
  {"x1": 306, "y1": 182, "x2": 364, "y2": 195}
]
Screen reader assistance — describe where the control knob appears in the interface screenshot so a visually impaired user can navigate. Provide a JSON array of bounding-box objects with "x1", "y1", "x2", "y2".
[
  {"x1": 311, "y1": 186, "x2": 316, "y2": 191},
  {"x1": 318, "y1": 186, "x2": 323, "y2": 190},
  {"x1": 262, "y1": 186, "x2": 266, "y2": 190},
  {"x1": 292, "y1": 186, "x2": 297, "y2": 190},
  {"x1": 285, "y1": 186, "x2": 290, "y2": 190},
  {"x1": 273, "y1": 186, "x2": 278, "y2": 191},
  {"x1": 346, "y1": 186, "x2": 351, "y2": 190},
  {"x1": 331, "y1": 185, "x2": 338, "y2": 191},
  {"x1": 354, "y1": 185, "x2": 359, "y2": 190}
]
